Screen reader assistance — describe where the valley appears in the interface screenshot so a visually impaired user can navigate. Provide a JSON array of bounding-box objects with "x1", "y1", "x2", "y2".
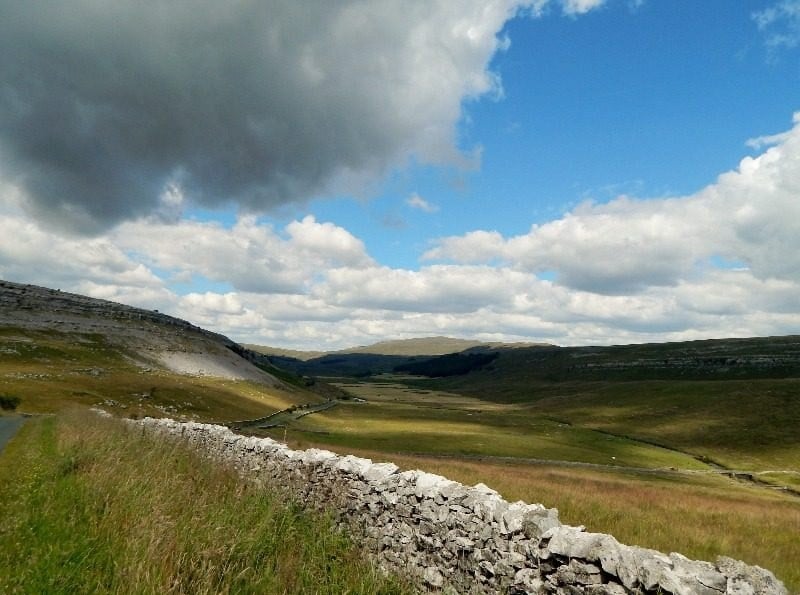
[
  {"x1": 242, "y1": 344, "x2": 800, "y2": 589},
  {"x1": 1, "y1": 280, "x2": 798, "y2": 591}
]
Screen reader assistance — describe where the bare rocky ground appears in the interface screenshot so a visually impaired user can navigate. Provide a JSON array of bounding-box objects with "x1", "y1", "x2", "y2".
[{"x1": 0, "y1": 279, "x2": 278, "y2": 385}]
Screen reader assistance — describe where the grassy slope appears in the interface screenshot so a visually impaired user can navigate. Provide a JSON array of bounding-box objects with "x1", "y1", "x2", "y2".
[
  {"x1": 401, "y1": 338, "x2": 800, "y2": 477},
  {"x1": 249, "y1": 335, "x2": 800, "y2": 479},
  {"x1": 284, "y1": 381, "x2": 711, "y2": 469},
  {"x1": 3, "y1": 302, "x2": 798, "y2": 591},
  {"x1": 0, "y1": 327, "x2": 314, "y2": 422},
  {"x1": 0, "y1": 411, "x2": 410, "y2": 594},
  {"x1": 524, "y1": 379, "x2": 800, "y2": 472},
  {"x1": 251, "y1": 378, "x2": 799, "y2": 590},
  {"x1": 423, "y1": 373, "x2": 800, "y2": 475}
]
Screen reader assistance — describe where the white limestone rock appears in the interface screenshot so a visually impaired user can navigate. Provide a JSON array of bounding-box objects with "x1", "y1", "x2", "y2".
[
  {"x1": 716, "y1": 556, "x2": 788, "y2": 595},
  {"x1": 335, "y1": 454, "x2": 374, "y2": 476},
  {"x1": 423, "y1": 565, "x2": 444, "y2": 588},
  {"x1": 130, "y1": 417, "x2": 790, "y2": 595},
  {"x1": 363, "y1": 462, "x2": 399, "y2": 482}
]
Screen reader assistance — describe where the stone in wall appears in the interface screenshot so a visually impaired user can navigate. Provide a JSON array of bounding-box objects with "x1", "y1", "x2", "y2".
[{"x1": 132, "y1": 417, "x2": 789, "y2": 595}]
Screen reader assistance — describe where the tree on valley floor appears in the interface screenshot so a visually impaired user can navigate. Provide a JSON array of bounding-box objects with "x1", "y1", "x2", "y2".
[{"x1": 0, "y1": 395, "x2": 20, "y2": 410}]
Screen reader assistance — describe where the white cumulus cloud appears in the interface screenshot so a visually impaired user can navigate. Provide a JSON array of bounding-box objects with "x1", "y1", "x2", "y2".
[
  {"x1": 561, "y1": 0, "x2": 608, "y2": 15},
  {"x1": 425, "y1": 112, "x2": 800, "y2": 295},
  {"x1": 113, "y1": 215, "x2": 373, "y2": 295}
]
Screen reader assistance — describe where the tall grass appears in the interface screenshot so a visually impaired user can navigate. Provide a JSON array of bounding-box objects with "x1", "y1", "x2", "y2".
[
  {"x1": 0, "y1": 410, "x2": 410, "y2": 594},
  {"x1": 0, "y1": 326, "x2": 314, "y2": 421},
  {"x1": 287, "y1": 442, "x2": 800, "y2": 592}
]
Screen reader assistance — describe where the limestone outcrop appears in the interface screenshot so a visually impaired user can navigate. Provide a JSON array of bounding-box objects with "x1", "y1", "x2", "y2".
[
  {"x1": 132, "y1": 417, "x2": 788, "y2": 595},
  {"x1": 0, "y1": 279, "x2": 279, "y2": 384}
]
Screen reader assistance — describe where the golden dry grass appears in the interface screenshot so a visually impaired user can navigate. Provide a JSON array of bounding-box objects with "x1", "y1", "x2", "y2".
[
  {"x1": 0, "y1": 327, "x2": 314, "y2": 421},
  {"x1": 283, "y1": 439, "x2": 800, "y2": 592}
]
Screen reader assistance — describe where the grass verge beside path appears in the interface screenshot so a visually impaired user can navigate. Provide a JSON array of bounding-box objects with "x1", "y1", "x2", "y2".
[{"x1": 0, "y1": 410, "x2": 410, "y2": 595}]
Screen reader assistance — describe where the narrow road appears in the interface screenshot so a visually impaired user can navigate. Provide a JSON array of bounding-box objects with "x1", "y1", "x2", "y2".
[
  {"x1": 228, "y1": 400, "x2": 339, "y2": 431},
  {"x1": 0, "y1": 415, "x2": 25, "y2": 454}
]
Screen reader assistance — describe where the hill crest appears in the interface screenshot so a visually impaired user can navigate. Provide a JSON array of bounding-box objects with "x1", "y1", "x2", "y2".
[
  {"x1": 247, "y1": 335, "x2": 548, "y2": 360},
  {"x1": 0, "y1": 278, "x2": 278, "y2": 385}
]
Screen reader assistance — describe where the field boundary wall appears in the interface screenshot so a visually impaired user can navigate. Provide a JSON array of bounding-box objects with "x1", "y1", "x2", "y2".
[{"x1": 133, "y1": 417, "x2": 788, "y2": 595}]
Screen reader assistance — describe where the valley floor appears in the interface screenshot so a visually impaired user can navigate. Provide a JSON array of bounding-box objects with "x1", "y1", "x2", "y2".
[{"x1": 244, "y1": 376, "x2": 800, "y2": 591}]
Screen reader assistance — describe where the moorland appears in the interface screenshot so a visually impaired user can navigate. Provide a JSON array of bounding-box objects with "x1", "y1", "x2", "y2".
[{"x1": 0, "y1": 279, "x2": 798, "y2": 591}]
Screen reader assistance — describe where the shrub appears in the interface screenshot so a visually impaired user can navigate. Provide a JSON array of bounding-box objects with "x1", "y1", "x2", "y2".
[{"x1": 0, "y1": 395, "x2": 20, "y2": 410}]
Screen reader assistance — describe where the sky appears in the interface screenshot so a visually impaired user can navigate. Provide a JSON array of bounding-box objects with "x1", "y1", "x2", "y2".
[{"x1": 1, "y1": 0, "x2": 800, "y2": 350}]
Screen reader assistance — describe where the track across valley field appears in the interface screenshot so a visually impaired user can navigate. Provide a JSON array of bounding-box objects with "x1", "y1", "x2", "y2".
[{"x1": 0, "y1": 415, "x2": 25, "y2": 454}]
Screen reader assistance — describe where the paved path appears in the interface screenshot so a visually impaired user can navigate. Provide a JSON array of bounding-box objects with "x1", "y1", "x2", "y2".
[{"x1": 0, "y1": 415, "x2": 25, "y2": 454}]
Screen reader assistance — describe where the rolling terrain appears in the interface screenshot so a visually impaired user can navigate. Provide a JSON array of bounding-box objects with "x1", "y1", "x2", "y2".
[
  {"x1": 249, "y1": 335, "x2": 800, "y2": 483},
  {"x1": 248, "y1": 336, "x2": 800, "y2": 589},
  {"x1": 246, "y1": 336, "x2": 543, "y2": 376},
  {"x1": 2, "y1": 280, "x2": 799, "y2": 589},
  {"x1": 0, "y1": 280, "x2": 407, "y2": 592},
  {"x1": 0, "y1": 279, "x2": 320, "y2": 420}
]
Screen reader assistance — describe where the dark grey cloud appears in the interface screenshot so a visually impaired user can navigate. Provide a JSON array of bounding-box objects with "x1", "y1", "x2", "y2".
[{"x1": 0, "y1": 0, "x2": 524, "y2": 232}]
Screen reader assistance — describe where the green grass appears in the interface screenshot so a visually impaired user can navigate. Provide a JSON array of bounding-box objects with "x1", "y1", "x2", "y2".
[
  {"x1": 414, "y1": 372, "x2": 800, "y2": 473},
  {"x1": 0, "y1": 410, "x2": 411, "y2": 594},
  {"x1": 0, "y1": 327, "x2": 313, "y2": 422},
  {"x1": 282, "y1": 442, "x2": 800, "y2": 592},
  {"x1": 523, "y1": 378, "x2": 800, "y2": 472},
  {"x1": 279, "y1": 380, "x2": 711, "y2": 471},
  {"x1": 409, "y1": 339, "x2": 800, "y2": 474},
  {"x1": 3, "y1": 323, "x2": 798, "y2": 591},
  {"x1": 255, "y1": 377, "x2": 799, "y2": 590}
]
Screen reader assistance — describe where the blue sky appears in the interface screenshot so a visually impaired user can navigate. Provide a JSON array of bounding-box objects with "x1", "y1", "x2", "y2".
[
  {"x1": 1, "y1": 0, "x2": 800, "y2": 349},
  {"x1": 273, "y1": 0, "x2": 800, "y2": 269}
]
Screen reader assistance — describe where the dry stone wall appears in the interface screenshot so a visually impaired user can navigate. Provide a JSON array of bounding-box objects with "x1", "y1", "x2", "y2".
[{"x1": 133, "y1": 417, "x2": 788, "y2": 595}]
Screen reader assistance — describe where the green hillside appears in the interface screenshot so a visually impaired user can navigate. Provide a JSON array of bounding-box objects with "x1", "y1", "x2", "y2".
[{"x1": 2, "y1": 280, "x2": 798, "y2": 590}]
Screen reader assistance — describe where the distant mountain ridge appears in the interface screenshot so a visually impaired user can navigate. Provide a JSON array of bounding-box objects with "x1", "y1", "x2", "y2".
[
  {"x1": 246, "y1": 336, "x2": 547, "y2": 360},
  {"x1": 417, "y1": 334, "x2": 800, "y2": 404},
  {"x1": 6, "y1": 277, "x2": 799, "y2": 386},
  {"x1": 245, "y1": 336, "x2": 550, "y2": 377},
  {"x1": 251, "y1": 330, "x2": 800, "y2": 383}
]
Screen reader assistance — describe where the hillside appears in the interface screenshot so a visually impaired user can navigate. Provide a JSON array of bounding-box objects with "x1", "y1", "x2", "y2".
[
  {"x1": 0, "y1": 279, "x2": 281, "y2": 383},
  {"x1": 1, "y1": 279, "x2": 798, "y2": 589},
  {"x1": 0, "y1": 410, "x2": 410, "y2": 593},
  {"x1": 0, "y1": 279, "x2": 317, "y2": 420},
  {"x1": 246, "y1": 336, "x2": 494, "y2": 359},
  {"x1": 247, "y1": 336, "x2": 543, "y2": 377},
  {"x1": 251, "y1": 334, "x2": 800, "y2": 383}
]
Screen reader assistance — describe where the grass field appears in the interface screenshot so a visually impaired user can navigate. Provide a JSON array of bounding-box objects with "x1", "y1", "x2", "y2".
[
  {"x1": 3, "y1": 317, "x2": 799, "y2": 591},
  {"x1": 276, "y1": 439, "x2": 800, "y2": 591},
  {"x1": 403, "y1": 373, "x2": 800, "y2": 485},
  {"x1": 247, "y1": 376, "x2": 800, "y2": 591},
  {"x1": 523, "y1": 379, "x2": 800, "y2": 472},
  {"x1": 281, "y1": 380, "x2": 715, "y2": 470},
  {"x1": 419, "y1": 342, "x2": 800, "y2": 472},
  {"x1": 0, "y1": 410, "x2": 411, "y2": 594}
]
